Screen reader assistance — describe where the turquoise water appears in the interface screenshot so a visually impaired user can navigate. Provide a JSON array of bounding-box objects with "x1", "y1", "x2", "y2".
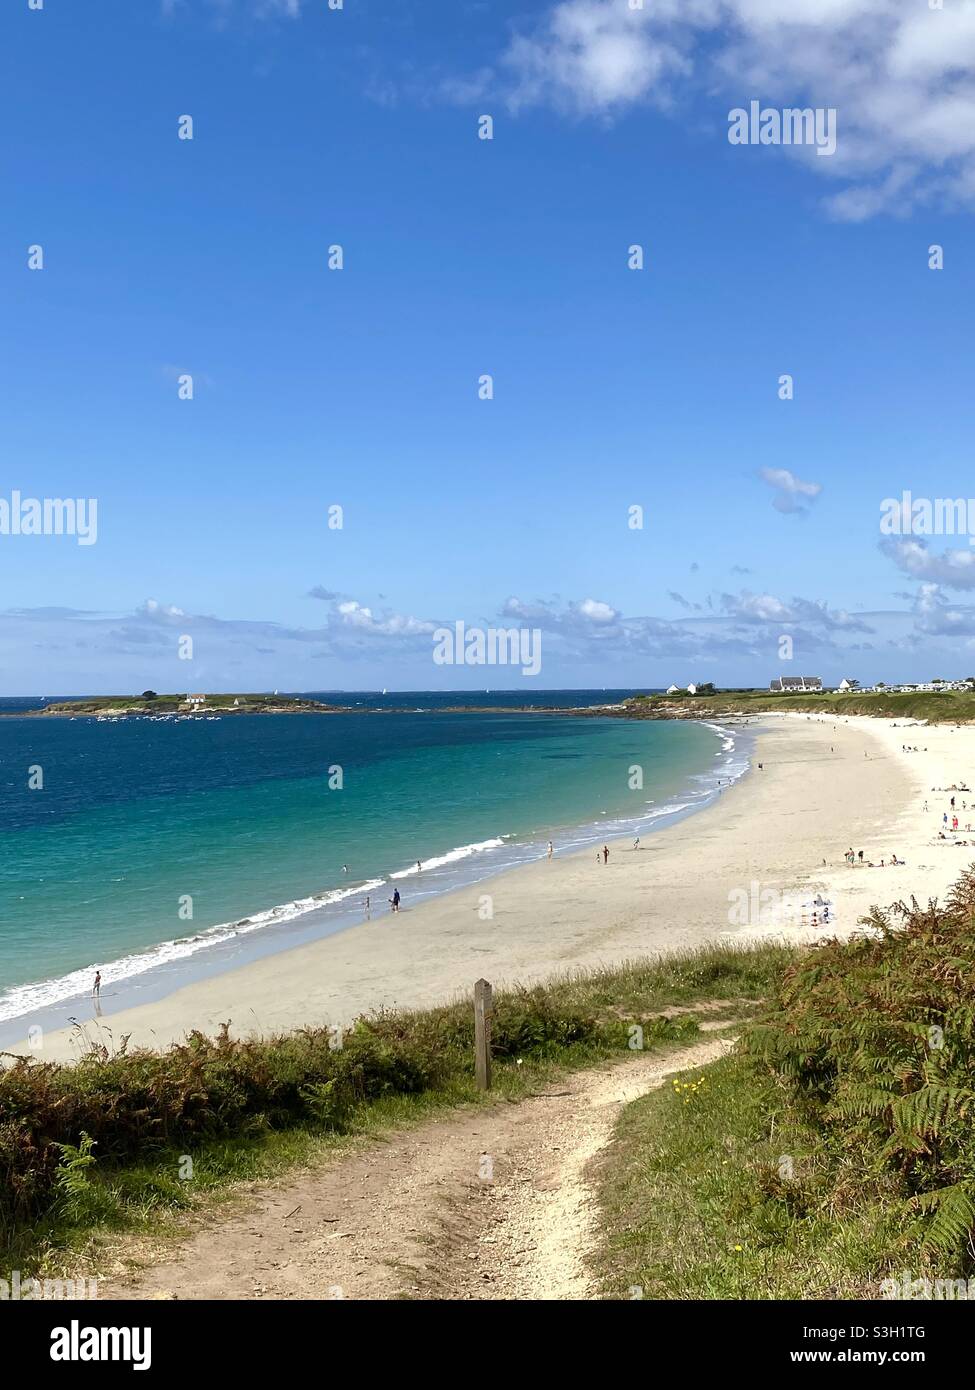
[{"x1": 0, "y1": 697, "x2": 743, "y2": 1032}]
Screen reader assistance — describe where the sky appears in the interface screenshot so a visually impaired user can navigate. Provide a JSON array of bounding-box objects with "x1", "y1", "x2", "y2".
[{"x1": 3, "y1": 0, "x2": 975, "y2": 693}]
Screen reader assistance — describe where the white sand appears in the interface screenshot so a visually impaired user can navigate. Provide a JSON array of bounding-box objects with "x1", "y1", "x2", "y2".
[{"x1": 14, "y1": 714, "x2": 975, "y2": 1063}]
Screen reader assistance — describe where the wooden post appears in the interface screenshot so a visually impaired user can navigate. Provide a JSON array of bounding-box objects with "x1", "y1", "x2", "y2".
[{"x1": 474, "y1": 978, "x2": 493, "y2": 1091}]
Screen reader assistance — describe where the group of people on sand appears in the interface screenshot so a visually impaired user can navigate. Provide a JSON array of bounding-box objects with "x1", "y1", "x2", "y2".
[
  {"x1": 929, "y1": 784, "x2": 975, "y2": 843},
  {"x1": 359, "y1": 887, "x2": 401, "y2": 916},
  {"x1": 547, "y1": 838, "x2": 643, "y2": 867},
  {"x1": 359, "y1": 857, "x2": 433, "y2": 917},
  {"x1": 806, "y1": 894, "x2": 832, "y2": 929},
  {"x1": 844, "y1": 846, "x2": 905, "y2": 868}
]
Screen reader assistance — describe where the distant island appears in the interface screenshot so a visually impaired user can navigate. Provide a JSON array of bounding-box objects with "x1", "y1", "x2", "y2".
[
  {"x1": 25, "y1": 692, "x2": 345, "y2": 718},
  {"x1": 12, "y1": 684, "x2": 975, "y2": 724}
]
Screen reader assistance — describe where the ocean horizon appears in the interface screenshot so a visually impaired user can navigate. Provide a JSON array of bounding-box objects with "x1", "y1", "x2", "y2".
[{"x1": 0, "y1": 691, "x2": 748, "y2": 1044}]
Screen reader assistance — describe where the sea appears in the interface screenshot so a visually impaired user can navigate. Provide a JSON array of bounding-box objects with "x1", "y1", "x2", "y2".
[{"x1": 0, "y1": 690, "x2": 750, "y2": 1044}]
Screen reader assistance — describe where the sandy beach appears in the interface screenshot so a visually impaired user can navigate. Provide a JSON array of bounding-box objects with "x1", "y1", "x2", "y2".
[{"x1": 15, "y1": 713, "x2": 975, "y2": 1063}]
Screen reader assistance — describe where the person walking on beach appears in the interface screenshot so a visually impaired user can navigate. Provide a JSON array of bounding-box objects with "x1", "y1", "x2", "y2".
[
  {"x1": 92, "y1": 970, "x2": 101, "y2": 998},
  {"x1": 858, "y1": 850, "x2": 864, "y2": 864},
  {"x1": 548, "y1": 841, "x2": 553, "y2": 859},
  {"x1": 389, "y1": 888, "x2": 401, "y2": 913},
  {"x1": 633, "y1": 837, "x2": 640, "y2": 851},
  {"x1": 602, "y1": 845, "x2": 609, "y2": 864}
]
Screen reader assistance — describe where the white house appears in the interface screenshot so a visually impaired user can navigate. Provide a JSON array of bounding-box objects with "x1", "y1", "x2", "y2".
[
  {"x1": 894, "y1": 681, "x2": 971, "y2": 693},
  {"x1": 769, "y1": 675, "x2": 823, "y2": 693},
  {"x1": 686, "y1": 683, "x2": 698, "y2": 695},
  {"x1": 666, "y1": 684, "x2": 681, "y2": 695},
  {"x1": 181, "y1": 693, "x2": 207, "y2": 710},
  {"x1": 837, "y1": 678, "x2": 860, "y2": 691}
]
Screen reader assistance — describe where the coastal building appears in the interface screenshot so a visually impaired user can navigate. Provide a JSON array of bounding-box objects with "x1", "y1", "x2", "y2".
[
  {"x1": 769, "y1": 676, "x2": 823, "y2": 693},
  {"x1": 896, "y1": 679, "x2": 975, "y2": 693},
  {"x1": 837, "y1": 678, "x2": 860, "y2": 691},
  {"x1": 666, "y1": 684, "x2": 681, "y2": 694},
  {"x1": 686, "y1": 683, "x2": 698, "y2": 695},
  {"x1": 181, "y1": 693, "x2": 207, "y2": 710}
]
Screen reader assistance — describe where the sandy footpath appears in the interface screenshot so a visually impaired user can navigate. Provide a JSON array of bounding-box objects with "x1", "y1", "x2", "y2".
[
  {"x1": 14, "y1": 714, "x2": 975, "y2": 1063},
  {"x1": 102, "y1": 1038, "x2": 733, "y2": 1302}
]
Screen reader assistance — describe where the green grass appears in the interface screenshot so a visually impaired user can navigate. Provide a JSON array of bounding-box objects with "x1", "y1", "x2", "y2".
[
  {"x1": 595, "y1": 1051, "x2": 907, "y2": 1300},
  {"x1": 594, "y1": 868, "x2": 975, "y2": 1299},
  {"x1": 1, "y1": 942, "x2": 791, "y2": 1280},
  {"x1": 628, "y1": 688, "x2": 975, "y2": 723}
]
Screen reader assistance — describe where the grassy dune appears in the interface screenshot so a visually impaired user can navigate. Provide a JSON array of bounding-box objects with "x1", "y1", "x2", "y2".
[
  {"x1": 596, "y1": 869, "x2": 975, "y2": 1299},
  {"x1": 629, "y1": 688, "x2": 975, "y2": 723}
]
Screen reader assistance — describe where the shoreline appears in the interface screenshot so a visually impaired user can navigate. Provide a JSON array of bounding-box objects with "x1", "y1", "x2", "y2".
[
  {"x1": 11, "y1": 713, "x2": 975, "y2": 1064},
  {"x1": 0, "y1": 717, "x2": 745, "y2": 1046}
]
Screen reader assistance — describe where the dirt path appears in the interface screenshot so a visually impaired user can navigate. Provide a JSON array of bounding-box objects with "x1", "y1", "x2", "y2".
[{"x1": 100, "y1": 1038, "x2": 730, "y2": 1302}]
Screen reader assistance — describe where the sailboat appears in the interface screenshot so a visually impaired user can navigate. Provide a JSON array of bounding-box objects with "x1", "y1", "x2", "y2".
[{"x1": 381, "y1": 688, "x2": 387, "y2": 695}]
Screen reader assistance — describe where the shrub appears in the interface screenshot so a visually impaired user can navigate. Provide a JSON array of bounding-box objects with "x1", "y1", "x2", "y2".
[
  {"x1": 0, "y1": 991, "x2": 616, "y2": 1240},
  {"x1": 743, "y1": 866, "x2": 975, "y2": 1264}
]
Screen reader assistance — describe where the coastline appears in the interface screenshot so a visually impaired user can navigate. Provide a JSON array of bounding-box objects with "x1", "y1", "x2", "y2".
[
  {"x1": 0, "y1": 715, "x2": 741, "y2": 1043},
  {"x1": 11, "y1": 713, "x2": 975, "y2": 1064}
]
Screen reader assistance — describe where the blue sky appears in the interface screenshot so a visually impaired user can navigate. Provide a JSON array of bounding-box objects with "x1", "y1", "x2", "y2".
[{"x1": 3, "y1": 0, "x2": 975, "y2": 693}]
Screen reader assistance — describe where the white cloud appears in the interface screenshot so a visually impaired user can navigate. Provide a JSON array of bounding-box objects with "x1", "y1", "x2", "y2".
[
  {"x1": 721, "y1": 590, "x2": 792, "y2": 622},
  {"x1": 912, "y1": 581, "x2": 975, "y2": 637},
  {"x1": 503, "y1": 4, "x2": 693, "y2": 115},
  {"x1": 333, "y1": 600, "x2": 435, "y2": 638},
  {"x1": 497, "y1": 0, "x2": 975, "y2": 217},
  {"x1": 881, "y1": 537, "x2": 975, "y2": 590},
  {"x1": 573, "y1": 597, "x2": 618, "y2": 624},
  {"x1": 139, "y1": 598, "x2": 187, "y2": 621},
  {"x1": 759, "y1": 467, "x2": 823, "y2": 514},
  {"x1": 720, "y1": 589, "x2": 871, "y2": 633},
  {"x1": 501, "y1": 595, "x2": 622, "y2": 634}
]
